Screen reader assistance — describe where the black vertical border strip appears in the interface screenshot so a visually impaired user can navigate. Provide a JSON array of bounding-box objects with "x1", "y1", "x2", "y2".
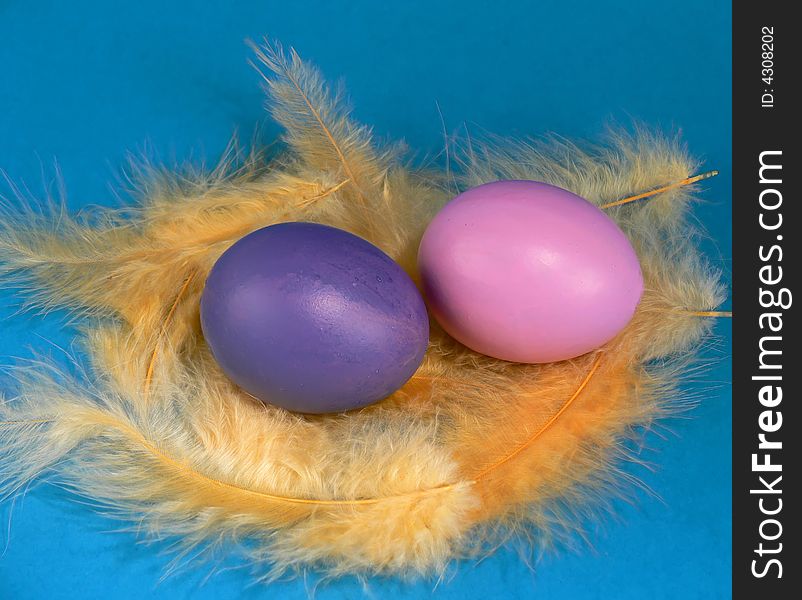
[{"x1": 733, "y1": 0, "x2": 798, "y2": 597}]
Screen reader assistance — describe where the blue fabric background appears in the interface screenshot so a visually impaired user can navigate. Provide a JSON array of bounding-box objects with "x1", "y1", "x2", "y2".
[{"x1": 0, "y1": 1, "x2": 731, "y2": 598}]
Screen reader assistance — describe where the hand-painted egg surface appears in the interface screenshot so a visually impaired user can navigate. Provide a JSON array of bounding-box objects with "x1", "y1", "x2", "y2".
[
  {"x1": 201, "y1": 222, "x2": 429, "y2": 413},
  {"x1": 418, "y1": 180, "x2": 643, "y2": 363}
]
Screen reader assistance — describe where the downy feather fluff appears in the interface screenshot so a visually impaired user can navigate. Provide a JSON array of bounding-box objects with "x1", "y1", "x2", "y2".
[{"x1": 0, "y1": 40, "x2": 726, "y2": 581}]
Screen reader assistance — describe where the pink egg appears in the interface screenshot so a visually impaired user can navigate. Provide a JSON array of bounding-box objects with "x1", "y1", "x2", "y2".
[{"x1": 418, "y1": 180, "x2": 643, "y2": 363}]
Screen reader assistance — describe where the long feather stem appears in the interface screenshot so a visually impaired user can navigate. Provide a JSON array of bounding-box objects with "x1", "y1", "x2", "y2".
[
  {"x1": 601, "y1": 170, "x2": 719, "y2": 209},
  {"x1": 1, "y1": 355, "x2": 605, "y2": 505},
  {"x1": 248, "y1": 42, "x2": 366, "y2": 203},
  {"x1": 143, "y1": 271, "x2": 197, "y2": 399},
  {"x1": 472, "y1": 354, "x2": 603, "y2": 480}
]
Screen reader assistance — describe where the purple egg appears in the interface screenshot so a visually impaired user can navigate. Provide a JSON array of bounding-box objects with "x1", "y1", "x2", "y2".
[{"x1": 200, "y1": 222, "x2": 429, "y2": 414}]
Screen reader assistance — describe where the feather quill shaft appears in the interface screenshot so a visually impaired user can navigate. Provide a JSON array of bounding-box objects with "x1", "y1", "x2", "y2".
[{"x1": 600, "y1": 170, "x2": 719, "y2": 209}]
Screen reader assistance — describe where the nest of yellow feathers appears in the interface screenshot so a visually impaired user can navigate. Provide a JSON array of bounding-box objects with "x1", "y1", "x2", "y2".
[{"x1": 0, "y1": 41, "x2": 727, "y2": 582}]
